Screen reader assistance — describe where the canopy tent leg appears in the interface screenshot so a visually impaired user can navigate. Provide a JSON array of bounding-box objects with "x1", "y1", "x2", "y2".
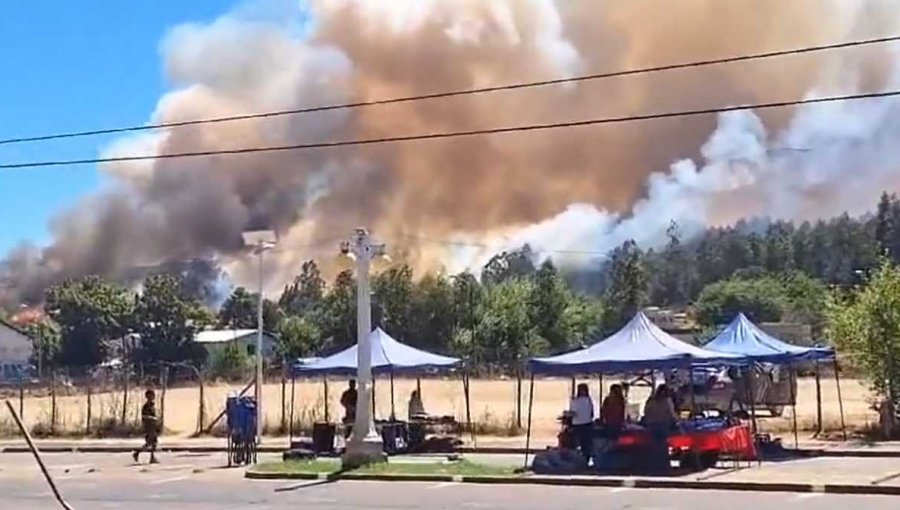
[
  {"x1": 462, "y1": 373, "x2": 475, "y2": 449},
  {"x1": 747, "y1": 364, "x2": 760, "y2": 467},
  {"x1": 814, "y1": 360, "x2": 823, "y2": 438},
  {"x1": 688, "y1": 365, "x2": 696, "y2": 417},
  {"x1": 416, "y1": 377, "x2": 422, "y2": 395},
  {"x1": 389, "y1": 371, "x2": 396, "y2": 421},
  {"x1": 516, "y1": 370, "x2": 523, "y2": 429},
  {"x1": 323, "y1": 376, "x2": 330, "y2": 423},
  {"x1": 523, "y1": 373, "x2": 536, "y2": 470},
  {"x1": 570, "y1": 377, "x2": 576, "y2": 398},
  {"x1": 834, "y1": 358, "x2": 847, "y2": 441},
  {"x1": 289, "y1": 371, "x2": 296, "y2": 444},
  {"x1": 597, "y1": 375, "x2": 604, "y2": 425},
  {"x1": 789, "y1": 364, "x2": 799, "y2": 449},
  {"x1": 372, "y1": 375, "x2": 377, "y2": 421}
]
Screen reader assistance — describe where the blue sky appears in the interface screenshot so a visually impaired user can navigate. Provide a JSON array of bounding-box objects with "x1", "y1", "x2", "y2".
[{"x1": 0, "y1": 1, "x2": 232, "y2": 254}]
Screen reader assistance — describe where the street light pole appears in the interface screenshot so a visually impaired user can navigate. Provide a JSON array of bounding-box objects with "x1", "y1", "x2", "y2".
[
  {"x1": 242, "y1": 230, "x2": 277, "y2": 442},
  {"x1": 256, "y1": 247, "x2": 265, "y2": 441},
  {"x1": 342, "y1": 228, "x2": 386, "y2": 468}
]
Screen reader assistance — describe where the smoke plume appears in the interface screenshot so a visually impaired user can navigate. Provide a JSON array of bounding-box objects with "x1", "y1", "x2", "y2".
[{"x1": 3, "y1": 0, "x2": 900, "y2": 304}]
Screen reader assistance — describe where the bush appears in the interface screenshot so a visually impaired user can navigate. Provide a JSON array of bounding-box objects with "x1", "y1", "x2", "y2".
[
  {"x1": 695, "y1": 276, "x2": 786, "y2": 326},
  {"x1": 208, "y1": 343, "x2": 249, "y2": 380}
]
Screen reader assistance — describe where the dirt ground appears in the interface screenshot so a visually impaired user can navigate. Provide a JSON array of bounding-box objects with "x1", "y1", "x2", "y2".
[{"x1": 4, "y1": 376, "x2": 877, "y2": 443}]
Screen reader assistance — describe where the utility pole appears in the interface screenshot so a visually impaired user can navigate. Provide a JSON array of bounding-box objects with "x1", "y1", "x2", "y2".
[{"x1": 341, "y1": 228, "x2": 387, "y2": 468}]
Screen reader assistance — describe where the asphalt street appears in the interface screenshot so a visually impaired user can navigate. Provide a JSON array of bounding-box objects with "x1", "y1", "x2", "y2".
[{"x1": 1, "y1": 452, "x2": 898, "y2": 510}]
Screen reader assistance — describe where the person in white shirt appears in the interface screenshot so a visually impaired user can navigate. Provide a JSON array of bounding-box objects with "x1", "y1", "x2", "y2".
[
  {"x1": 569, "y1": 383, "x2": 595, "y2": 463},
  {"x1": 407, "y1": 390, "x2": 426, "y2": 419}
]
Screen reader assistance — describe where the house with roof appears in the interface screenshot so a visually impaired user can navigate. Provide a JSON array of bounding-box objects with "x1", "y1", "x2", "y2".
[
  {"x1": 194, "y1": 329, "x2": 278, "y2": 361},
  {"x1": 0, "y1": 318, "x2": 33, "y2": 381}
]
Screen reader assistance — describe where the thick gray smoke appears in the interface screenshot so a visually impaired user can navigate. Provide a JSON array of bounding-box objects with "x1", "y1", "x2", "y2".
[{"x1": 2, "y1": 0, "x2": 900, "y2": 304}]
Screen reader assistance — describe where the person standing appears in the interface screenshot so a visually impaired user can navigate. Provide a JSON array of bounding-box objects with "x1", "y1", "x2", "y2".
[
  {"x1": 407, "y1": 389, "x2": 426, "y2": 419},
  {"x1": 569, "y1": 383, "x2": 595, "y2": 463},
  {"x1": 340, "y1": 380, "x2": 358, "y2": 424},
  {"x1": 642, "y1": 384, "x2": 678, "y2": 474},
  {"x1": 132, "y1": 389, "x2": 159, "y2": 464},
  {"x1": 600, "y1": 384, "x2": 626, "y2": 435}
]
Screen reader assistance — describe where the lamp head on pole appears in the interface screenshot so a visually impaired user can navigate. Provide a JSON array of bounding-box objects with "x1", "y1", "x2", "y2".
[{"x1": 242, "y1": 230, "x2": 278, "y2": 254}]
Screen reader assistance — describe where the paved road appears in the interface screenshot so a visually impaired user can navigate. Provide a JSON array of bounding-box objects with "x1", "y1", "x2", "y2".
[{"x1": 1, "y1": 452, "x2": 898, "y2": 509}]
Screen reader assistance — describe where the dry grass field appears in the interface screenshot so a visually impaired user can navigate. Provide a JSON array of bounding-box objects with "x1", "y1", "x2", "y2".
[{"x1": 1, "y1": 376, "x2": 878, "y2": 444}]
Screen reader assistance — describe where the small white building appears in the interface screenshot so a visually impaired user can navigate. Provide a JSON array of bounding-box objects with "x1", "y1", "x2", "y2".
[
  {"x1": 0, "y1": 319, "x2": 33, "y2": 380},
  {"x1": 194, "y1": 329, "x2": 278, "y2": 360}
]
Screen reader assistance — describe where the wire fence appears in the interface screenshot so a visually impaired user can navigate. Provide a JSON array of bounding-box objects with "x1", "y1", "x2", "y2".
[{"x1": 0, "y1": 364, "x2": 877, "y2": 440}]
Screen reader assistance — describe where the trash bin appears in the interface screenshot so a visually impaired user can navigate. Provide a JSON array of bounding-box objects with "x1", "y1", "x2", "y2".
[{"x1": 313, "y1": 422, "x2": 336, "y2": 454}]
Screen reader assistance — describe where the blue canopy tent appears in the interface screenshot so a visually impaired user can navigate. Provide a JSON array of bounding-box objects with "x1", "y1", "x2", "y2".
[
  {"x1": 522, "y1": 312, "x2": 744, "y2": 465},
  {"x1": 704, "y1": 314, "x2": 846, "y2": 443},
  {"x1": 529, "y1": 311, "x2": 743, "y2": 375},
  {"x1": 293, "y1": 328, "x2": 460, "y2": 376},
  {"x1": 704, "y1": 313, "x2": 834, "y2": 363},
  {"x1": 289, "y1": 329, "x2": 467, "y2": 445}
]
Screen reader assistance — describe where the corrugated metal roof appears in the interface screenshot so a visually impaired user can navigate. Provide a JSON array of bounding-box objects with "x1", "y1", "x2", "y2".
[{"x1": 194, "y1": 329, "x2": 261, "y2": 344}]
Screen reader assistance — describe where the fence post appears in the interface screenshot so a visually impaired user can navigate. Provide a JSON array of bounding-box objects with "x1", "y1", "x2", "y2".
[
  {"x1": 121, "y1": 366, "x2": 129, "y2": 426},
  {"x1": 198, "y1": 374, "x2": 206, "y2": 434},
  {"x1": 515, "y1": 368, "x2": 523, "y2": 429},
  {"x1": 18, "y1": 375, "x2": 24, "y2": 419},
  {"x1": 50, "y1": 371, "x2": 58, "y2": 435},
  {"x1": 86, "y1": 380, "x2": 92, "y2": 435},
  {"x1": 281, "y1": 368, "x2": 287, "y2": 433},
  {"x1": 160, "y1": 364, "x2": 169, "y2": 429}
]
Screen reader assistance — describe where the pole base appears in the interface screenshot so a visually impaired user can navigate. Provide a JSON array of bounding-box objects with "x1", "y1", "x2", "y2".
[{"x1": 342, "y1": 435, "x2": 386, "y2": 469}]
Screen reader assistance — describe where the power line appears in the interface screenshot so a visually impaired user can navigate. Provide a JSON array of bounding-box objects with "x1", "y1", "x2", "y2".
[
  {"x1": 2, "y1": 89, "x2": 898, "y2": 170},
  {"x1": 2, "y1": 34, "x2": 899, "y2": 146}
]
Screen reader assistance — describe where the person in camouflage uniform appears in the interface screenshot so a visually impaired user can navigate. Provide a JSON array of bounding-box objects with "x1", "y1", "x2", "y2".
[{"x1": 132, "y1": 389, "x2": 160, "y2": 464}]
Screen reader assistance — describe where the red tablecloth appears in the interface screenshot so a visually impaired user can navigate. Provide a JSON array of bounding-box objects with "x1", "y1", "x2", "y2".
[{"x1": 617, "y1": 424, "x2": 756, "y2": 460}]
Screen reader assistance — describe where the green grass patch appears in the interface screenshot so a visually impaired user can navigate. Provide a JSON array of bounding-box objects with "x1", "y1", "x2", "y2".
[{"x1": 254, "y1": 458, "x2": 516, "y2": 477}]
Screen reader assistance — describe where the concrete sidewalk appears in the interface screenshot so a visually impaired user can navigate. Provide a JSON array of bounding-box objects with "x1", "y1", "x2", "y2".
[{"x1": 2, "y1": 436, "x2": 900, "y2": 457}]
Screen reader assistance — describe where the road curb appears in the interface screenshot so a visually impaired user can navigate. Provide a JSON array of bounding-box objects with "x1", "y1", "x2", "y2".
[
  {"x1": 458, "y1": 446, "x2": 900, "y2": 459},
  {"x1": 243, "y1": 470, "x2": 900, "y2": 496},
  {"x1": 3, "y1": 444, "x2": 900, "y2": 459},
  {"x1": 0, "y1": 445, "x2": 286, "y2": 454}
]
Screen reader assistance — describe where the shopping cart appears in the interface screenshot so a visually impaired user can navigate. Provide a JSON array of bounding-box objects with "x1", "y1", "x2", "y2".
[{"x1": 226, "y1": 396, "x2": 258, "y2": 467}]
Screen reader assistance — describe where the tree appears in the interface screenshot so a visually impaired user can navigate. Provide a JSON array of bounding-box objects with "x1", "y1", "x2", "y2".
[
  {"x1": 528, "y1": 260, "x2": 572, "y2": 352},
  {"x1": 481, "y1": 245, "x2": 537, "y2": 285},
  {"x1": 24, "y1": 318, "x2": 61, "y2": 374},
  {"x1": 218, "y1": 287, "x2": 283, "y2": 332},
  {"x1": 561, "y1": 294, "x2": 604, "y2": 348},
  {"x1": 478, "y1": 278, "x2": 543, "y2": 369},
  {"x1": 450, "y1": 272, "x2": 484, "y2": 363},
  {"x1": 279, "y1": 260, "x2": 325, "y2": 316},
  {"x1": 780, "y1": 271, "x2": 829, "y2": 335},
  {"x1": 409, "y1": 273, "x2": 455, "y2": 352},
  {"x1": 371, "y1": 264, "x2": 414, "y2": 341},
  {"x1": 695, "y1": 276, "x2": 785, "y2": 326},
  {"x1": 649, "y1": 221, "x2": 695, "y2": 306},
  {"x1": 450, "y1": 271, "x2": 480, "y2": 321},
  {"x1": 764, "y1": 221, "x2": 795, "y2": 273},
  {"x1": 133, "y1": 274, "x2": 209, "y2": 366},
  {"x1": 826, "y1": 261, "x2": 900, "y2": 436},
  {"x1": 44, "y1": 276, "x2": 133, "y2": 369},
  {"x1": 320, "y1": 270, "x2": 356, "y2": 350},
  {"x1": 875, "y1": 192, "x2": 896, "y2": 258},
  {"x1": 277, "y1": 315, "x2": 321, "y2": 360},
  {"x1": 209, "y1": 342, "x2": 250, "y2": 380},
  {"x1": 603, "y1": 240, "x2": 648, "y2": 332}
]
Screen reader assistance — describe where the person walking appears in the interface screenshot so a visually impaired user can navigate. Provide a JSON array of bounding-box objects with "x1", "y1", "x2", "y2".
[{"x1": 132, "y1": 389, "x2": 160, "y2": 464}]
